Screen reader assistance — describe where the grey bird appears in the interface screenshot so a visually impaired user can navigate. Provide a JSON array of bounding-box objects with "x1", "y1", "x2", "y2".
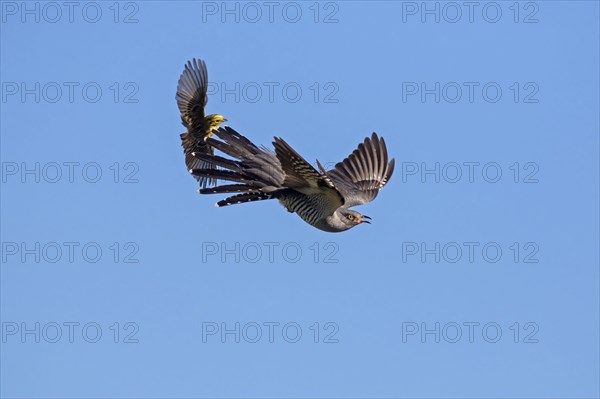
[{"x1": 189, "y1": 126, "x2": 395, "y2": 232}]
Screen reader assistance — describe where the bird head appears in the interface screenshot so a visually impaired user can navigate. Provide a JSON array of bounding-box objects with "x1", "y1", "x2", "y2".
[
  {"x1": 340, "y1": 210, "x2": 371, "y2": 229},
  {"x1": 206, "y1": 114, "x2": 228, "y2": 130}
]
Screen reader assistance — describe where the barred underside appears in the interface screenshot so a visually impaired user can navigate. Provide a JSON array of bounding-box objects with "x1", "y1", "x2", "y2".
[{"x1": 279, "y1": 191, "x2": 337, "y2": 227}]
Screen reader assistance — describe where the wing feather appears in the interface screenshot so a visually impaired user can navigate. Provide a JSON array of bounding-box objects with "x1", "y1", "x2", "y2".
[
  {"x1": 176, "y1": 58, "x2": 208, "y2": 128},
  {"x1": 326, "y1": 133, "x2": 395, "y2": 207},
  {"x1": 273, "y1": 137, "x2": 335, "y2": 191},
  {"x1": 273, "y1": 137, "x2": 344, "y2": 213}
]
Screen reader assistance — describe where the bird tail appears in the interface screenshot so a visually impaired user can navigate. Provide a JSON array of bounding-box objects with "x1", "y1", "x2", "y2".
[
  {"x1": 182, "y1": 137, "x2": 217, "y2": 189},
  {"x1": 215, "y1": 193, "x2": 274, "y2": 207},
  {"x1": 199, "y1": 184, "x2": 257, "y2": 194},
  {"x1": 189, "y1": 126, "x2": 285, "y2": 206}
]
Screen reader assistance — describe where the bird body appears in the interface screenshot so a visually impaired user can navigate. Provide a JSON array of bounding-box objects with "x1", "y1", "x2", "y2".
[
  {"x1": 190, "y1": 127, "x2": 395, "y2": 232},
  {"x1": 176, "y1": 58, "x2": 227, "y2": 188},
  {"x1": 278, "y1": 190, "x2": 342, "y2": 231}
]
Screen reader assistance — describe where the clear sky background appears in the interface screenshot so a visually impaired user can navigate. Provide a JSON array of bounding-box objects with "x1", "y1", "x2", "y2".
[{"x1": 1, "y1": 1, "x2": 599, "y2": 398}]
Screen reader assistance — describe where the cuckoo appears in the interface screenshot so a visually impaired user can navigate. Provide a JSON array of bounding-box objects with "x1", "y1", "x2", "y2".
[{"x1": 189, "y1": 127, "x2": 395, "y2": 232}]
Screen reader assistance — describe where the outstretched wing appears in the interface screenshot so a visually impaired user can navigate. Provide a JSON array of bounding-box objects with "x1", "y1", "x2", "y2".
[
  {"x1": 176, "y1": 58, "x2": 208, "y2": 128},
  {"x1": 272, "y1": 137, "x2": 336, "y2": 192},
  {"x1": 272, "y1": 137, "x2": 344, "y2": 212},
  {"x1": 324, "y1": 133, "x2": 395, "y2": 207}
]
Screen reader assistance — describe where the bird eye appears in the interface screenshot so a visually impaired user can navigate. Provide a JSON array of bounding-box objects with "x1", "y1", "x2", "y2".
[{"x1": 347, "y1": 214, "x2": 354, "y2": 220}]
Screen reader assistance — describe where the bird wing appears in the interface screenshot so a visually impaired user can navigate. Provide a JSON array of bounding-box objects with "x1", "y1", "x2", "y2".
[
  {"x1": 272, "y1": 137, "x2": 344, "y2": 211},
  {"x1": 176, "y1": 58, "x2": 208, "y2": 128},
  {"x1": 324, "y1": 133, "x2": 395, "y2": 207},
  {"x1": 273, "y1": 137, "x2": 335, "y2": 190}
]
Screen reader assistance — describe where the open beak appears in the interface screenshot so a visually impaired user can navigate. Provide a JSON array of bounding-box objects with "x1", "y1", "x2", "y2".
[{"x1": 358, "y1": 215, "x2": 371, "y2": 224}]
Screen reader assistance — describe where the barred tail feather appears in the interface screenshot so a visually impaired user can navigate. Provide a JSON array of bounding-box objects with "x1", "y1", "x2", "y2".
[
  {"x1": 216, "y1": 193, "x2": 274, "y2": 207},
  {"x1": 192, "y1": 151, "x2": 242, "y2": 171},
  {"x1": 205, "y1": 137, "x2": 248, "y2": 160},
  {"x1": 199, "y1": 184, "x2": 259, "y2": 195},
  {"x1": 192, "y1": 126, "x2": 286, "y2": 205},
  {"x1": 190, "y1": 169, "x2": 252, "y2": 184},
  {"x1": 214, "y1": 126, "x2": 260, "y2": 153},
  {"x1": 183, "y1": 137, "x2": 216, "y2": 188}
]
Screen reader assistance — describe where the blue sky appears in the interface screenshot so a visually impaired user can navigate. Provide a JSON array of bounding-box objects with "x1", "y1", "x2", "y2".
[{"x1": 1, "y1": 1, "x2": 599, "y2": 398}]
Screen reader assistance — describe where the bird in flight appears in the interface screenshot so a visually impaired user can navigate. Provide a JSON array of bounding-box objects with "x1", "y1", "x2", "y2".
[
  {"x1": 189, "y1": 127, "x2": 395, "y2": 232},
  {"x1": 176, "y1": 58, "x2": 227, "y2": 188}
]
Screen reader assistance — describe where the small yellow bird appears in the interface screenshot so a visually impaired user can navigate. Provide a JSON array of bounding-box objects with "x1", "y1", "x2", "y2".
[{"x1": 176, "y1": 58, "x2": 227, "y2": 188}]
